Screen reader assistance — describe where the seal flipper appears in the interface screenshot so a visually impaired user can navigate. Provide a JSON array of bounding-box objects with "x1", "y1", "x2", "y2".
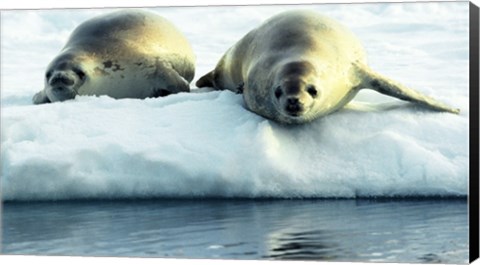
[
  {"x1": 168, "y1": 68, "x2": 191, "y2": 93},
  {"x1": 152, "y1": 68, "x2": 191, "y2": 98},
  {"x1": 354, "y1": 63, "x2": 460, "y2": 114},
  {"x1": 196, "y1": 71, "x2": 214, "y2": 88},
  {"x1": 32, "y1": 90, "x2": 51, "y2": 104}
]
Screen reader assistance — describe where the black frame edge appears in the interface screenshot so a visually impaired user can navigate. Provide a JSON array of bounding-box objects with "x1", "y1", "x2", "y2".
[{"x1": 470, "y1": 1, "x2": 480, "y2": 263}]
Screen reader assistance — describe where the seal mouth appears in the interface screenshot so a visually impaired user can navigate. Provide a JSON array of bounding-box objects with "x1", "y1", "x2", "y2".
[
  {"x1": 48, "y1": 86, "x2": 78, "y2": 102},
  {"x1": 285, "y1": 108, "x2": 304, "y2": 117},
  {"x1": 52, "y1": 86, "x2": 68, "y2": 92},
  {"x1": 284, "y1": 97, "x2": 305, "y2": 116},
  {"x1": 287, "y1": 112, "x2": 303, "y2": 117}
]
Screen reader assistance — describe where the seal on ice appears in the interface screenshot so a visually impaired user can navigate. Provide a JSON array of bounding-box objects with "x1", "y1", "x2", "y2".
[
  {"x1": 196, "y1": 10, "x2": 459, "y2": 124},
  {"x1": 33, "y1": 10, "x2": 195, "y2": 104}
]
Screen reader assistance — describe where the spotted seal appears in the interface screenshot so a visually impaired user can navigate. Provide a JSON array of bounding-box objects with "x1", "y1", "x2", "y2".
[{"x1": 33, "y1": 9, "x2": 195, "y2": 104}]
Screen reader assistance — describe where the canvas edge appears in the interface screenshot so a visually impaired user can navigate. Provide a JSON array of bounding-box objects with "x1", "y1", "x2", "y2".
[
  {"x1": 470, "y1": 1, "x2": 480, "y2": 263},
  {"x1": 0, "y1": 2, "x2": 476, "y2": 265}
]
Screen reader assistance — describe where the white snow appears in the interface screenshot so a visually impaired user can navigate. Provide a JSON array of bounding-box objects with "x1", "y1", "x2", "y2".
[{"x1": 0, "y1": 2, "x2": 469, "y2": 200}]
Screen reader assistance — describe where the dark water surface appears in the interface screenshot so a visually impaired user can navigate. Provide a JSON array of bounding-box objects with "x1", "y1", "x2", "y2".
[{"x1": 1, "y1": 199, "x2": 468, "y2": 263}]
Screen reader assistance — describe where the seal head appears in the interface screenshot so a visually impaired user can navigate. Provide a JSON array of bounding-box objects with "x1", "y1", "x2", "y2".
[
  {"x1": 271, "y1": 61, "x2": 320, "y2": 122},
  {"x1": 43, "y1": 53, "x2": 87, "y2": 102}
]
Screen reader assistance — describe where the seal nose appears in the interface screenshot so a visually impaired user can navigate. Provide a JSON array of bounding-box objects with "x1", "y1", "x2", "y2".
[
  {"x1": 50, "y1": 73, "x2": 75, "y2": 86},
  {"x1": 287, "y1": 97, "x2": 299, "y2": 105},
  {"x1": 285, "y1": 97, "x2": 302, "y2": 114}
]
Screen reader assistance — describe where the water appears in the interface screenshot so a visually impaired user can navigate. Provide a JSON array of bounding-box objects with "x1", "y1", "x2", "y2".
[{"x1": 1, "y1": 199, "x2": 468, "y2": 263}]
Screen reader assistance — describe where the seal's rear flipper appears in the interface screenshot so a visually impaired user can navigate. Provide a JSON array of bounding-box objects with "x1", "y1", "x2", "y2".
[
  {"x1": 196, "y1": 71, "x2": 214, "y2": 88},
  {"x1": 32, "y1": 90, "x2": 51, "y2": 104},
  {"x1": 354, "y1": 63, "x2": 460, "y2": 114},
  {"x1": 152, "y1": 67, "x2": 191, "y2": 98}
]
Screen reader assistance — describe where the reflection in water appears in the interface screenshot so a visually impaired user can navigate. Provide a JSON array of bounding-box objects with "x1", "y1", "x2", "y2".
[
  {"x1": 266, "y1": 229, "x2": 341, "y2": 260},
  {"x1": 1, "y1": 199, "x2": 468, "y2": 263}
]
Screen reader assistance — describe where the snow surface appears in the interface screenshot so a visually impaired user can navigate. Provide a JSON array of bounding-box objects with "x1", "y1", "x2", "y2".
[{"x1": 1, "y1": 2, "x2": 470, "y2": 200}]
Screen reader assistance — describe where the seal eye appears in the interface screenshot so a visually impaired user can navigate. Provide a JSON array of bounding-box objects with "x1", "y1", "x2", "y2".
[
  {"x1": 307, "y1": 85, "x2": 318, "y2": 98},
  {"x1": 74, "y1": 69, "x2": 86, "y2": 80},
  {"x1": 275, "y1": 86, "x2": 283, "y2": 99},
  {"x1": 46, "y1": 71, "x2": 53, "y2": 80}
]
